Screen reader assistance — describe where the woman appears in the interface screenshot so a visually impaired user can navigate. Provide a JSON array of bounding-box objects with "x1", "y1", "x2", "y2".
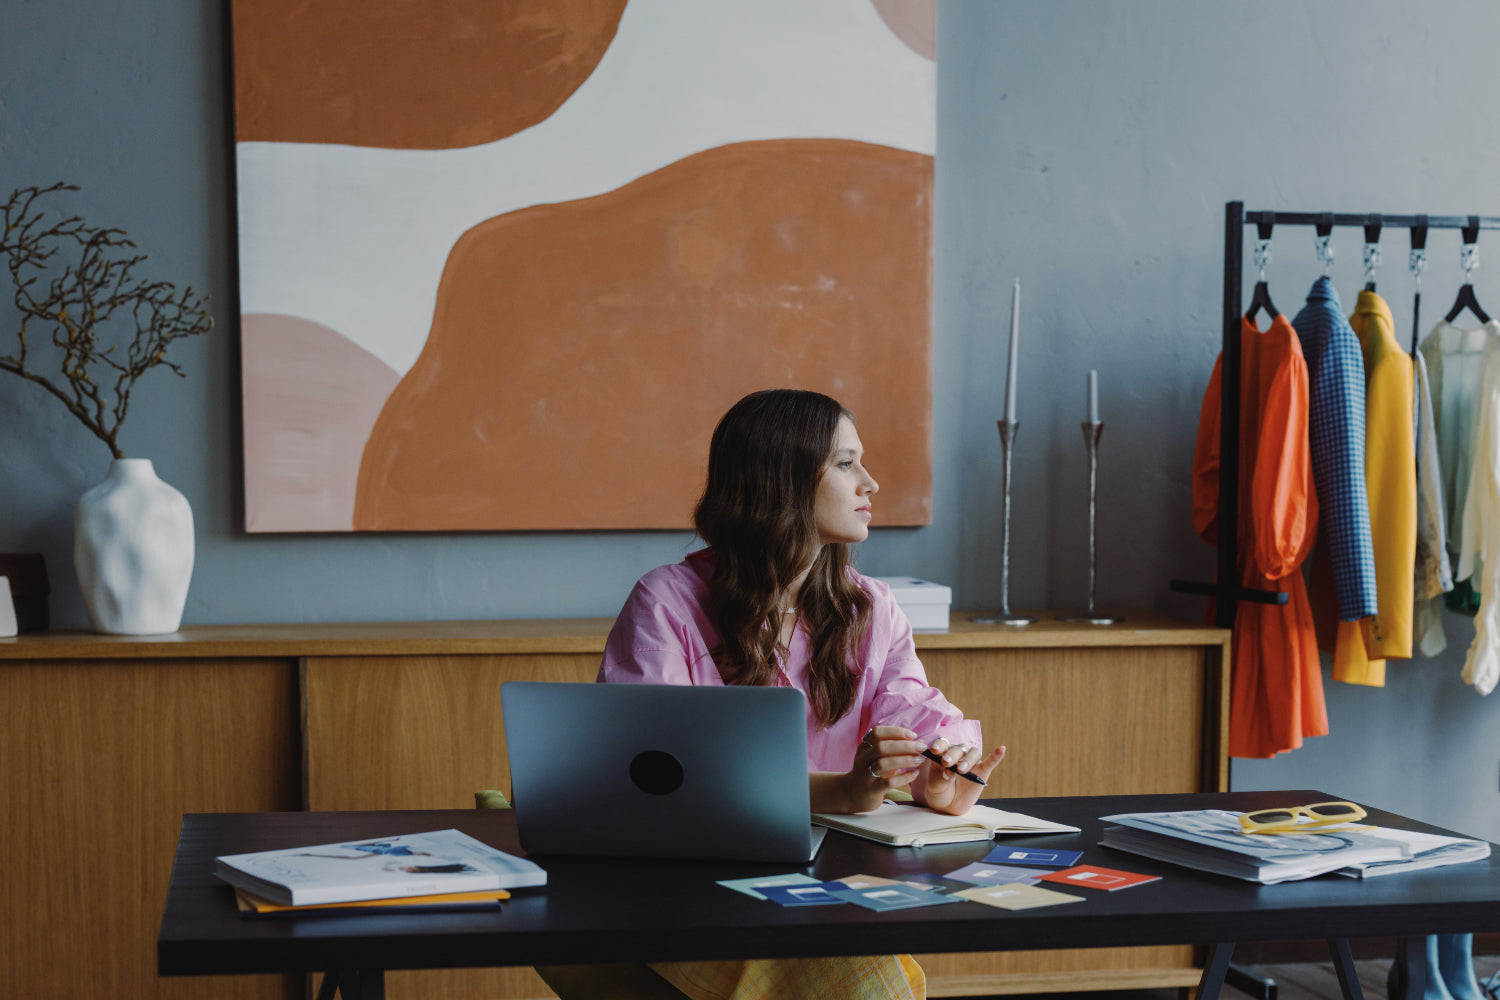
[{"x1": 539, "y1": 389, "x2": 1004, "y2": 1000}]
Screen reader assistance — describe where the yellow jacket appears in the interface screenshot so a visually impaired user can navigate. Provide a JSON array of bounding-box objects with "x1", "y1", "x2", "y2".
[{"x1": 1335, "y1": 290, "x2": 1416, "y2": 684}]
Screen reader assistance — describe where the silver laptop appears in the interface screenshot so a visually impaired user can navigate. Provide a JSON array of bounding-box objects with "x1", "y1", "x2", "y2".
[{"x1": 501, "y1": 681, "x2": 825, "y2": 863}]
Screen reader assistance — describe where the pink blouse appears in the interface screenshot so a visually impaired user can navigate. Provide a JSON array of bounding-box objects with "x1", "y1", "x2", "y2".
[{"x1": 598, "y1": 549, "x2": 982, "y2": 773}]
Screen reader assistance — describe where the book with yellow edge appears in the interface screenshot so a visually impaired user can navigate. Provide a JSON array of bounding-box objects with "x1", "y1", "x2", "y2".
[
  {"x1": 214, "y1": 828, "x2": 546, "y2": 906},
  {"x1": 234, "y1": 886, "x2": 509, "y2": 918},
  {"x1": 812, "y1": 801, "x2": 1080, "y2": 847}
]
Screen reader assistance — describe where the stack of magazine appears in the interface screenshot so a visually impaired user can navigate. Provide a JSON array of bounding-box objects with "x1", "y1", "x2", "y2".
[
  {"x1": 1099, "y1": 810, "x2": 1490, "y2": 884},
  {"x1": 214, "y1": 829, "x2": 547, "y2": 916}
]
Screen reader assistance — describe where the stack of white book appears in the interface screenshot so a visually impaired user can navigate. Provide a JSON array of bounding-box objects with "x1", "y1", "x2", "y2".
[
  {"x1": 215, "y1": 829, "x2": 547, "y2": 910},
  {"x1": 1099, "y1": 809, "x2": 1489, "y2": 885}
]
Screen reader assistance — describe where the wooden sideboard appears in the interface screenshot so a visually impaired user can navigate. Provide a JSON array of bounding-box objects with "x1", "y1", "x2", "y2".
[{"x1": 0, "y1": 610, "x2": 1228, "y2": 1000}]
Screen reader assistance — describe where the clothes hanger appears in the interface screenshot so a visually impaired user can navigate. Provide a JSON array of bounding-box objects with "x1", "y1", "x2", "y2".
[
  {"x1": 1445, "y1": 216, "x2": 1491, "y2": 324},
  {"x1": 1410, "y1": 215, "x2": 1428, "y2": 356},
  {"x1": 1314, "y1": 212, "x2": 1337, "y2": 280},
  {"x1": 1245, "y1": 214, "x2": 1277, "y2": 324},
  {"x1": 1362, "y1": 214, "x2": 1382, "y2": 292},
  {"x1": 1245, "y1": 280, "x2": 1278, "y2": 323},
  {"x1": 1445, "y1": 284, "x2": 1489, "y2": 324}
]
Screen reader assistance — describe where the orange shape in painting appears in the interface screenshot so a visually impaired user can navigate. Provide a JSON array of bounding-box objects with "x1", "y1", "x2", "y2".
[
  {"x1": 243, "y1": 314, "x2": 401, "y2": 532},
  {"x1": 231, "y1": 0, "x2": 626, "y2": 149},
  {"x1": 355, "y1": 139, "x2": 933, "y2": 531}
]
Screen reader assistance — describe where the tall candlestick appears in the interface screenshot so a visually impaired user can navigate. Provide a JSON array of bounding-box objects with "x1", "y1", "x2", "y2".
[
  {"x1": 1004, "y1": 280, "x2": 1020, "y2": 422},
  {"x1": 1058, "y1": 419, "x2": 1123, "y2": 626},
  {"x1": 1087, "y1": 370, "x2": 1098, "y2": 422},
  {"x1": 971, "y1": 419, "x2": 1038, "y2": 627}
]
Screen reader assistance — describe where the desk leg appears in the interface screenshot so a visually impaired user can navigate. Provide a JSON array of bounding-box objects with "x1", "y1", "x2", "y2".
[
  {"x1": 316, "y1": 969, "x2": 387, "y2": 1000},
  {"x1": 1226, "y1": 962, "x2": 1279, "y2": 1000},
  {"x1": 1196, "y1": 943, "x2": 1237, "y2": 1000},
  {"x1": 315, "y1": 971, "x2": 340, "y2": 1000},
  {"x1": 1391, "y1": 935, "x2": 1436, "y2": 1000},
  {"x1": 1328, "y1": 939, "x2": 1365, "y2": 1000}
]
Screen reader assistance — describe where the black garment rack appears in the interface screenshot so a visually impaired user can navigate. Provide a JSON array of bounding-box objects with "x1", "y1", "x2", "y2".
[{"x1": 1170, "y1": 201, "x2": 1500, "y2": 628}]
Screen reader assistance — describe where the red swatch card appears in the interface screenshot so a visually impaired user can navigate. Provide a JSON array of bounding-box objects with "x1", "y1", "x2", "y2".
[{"x1": 1037, "y1": 864, "x2": 1160, "y2": 891}]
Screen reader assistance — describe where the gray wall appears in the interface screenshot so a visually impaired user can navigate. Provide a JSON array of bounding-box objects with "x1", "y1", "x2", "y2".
[{"x1": 4, "y1": 2, "x2": 1498, "y2": 840}]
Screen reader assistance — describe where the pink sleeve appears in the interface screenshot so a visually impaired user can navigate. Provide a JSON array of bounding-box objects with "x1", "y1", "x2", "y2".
[
  {"x1": 597, "y1": 576, "x2": 706, "y2": 686},
  {"x1": 864, "y1": 586, "x2": 983, "y2": 748}
]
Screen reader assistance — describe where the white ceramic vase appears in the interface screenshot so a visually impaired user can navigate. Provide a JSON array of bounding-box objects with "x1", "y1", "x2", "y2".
[{"x1": 73, "y1": 459, "x2": 195, "y2": 635}]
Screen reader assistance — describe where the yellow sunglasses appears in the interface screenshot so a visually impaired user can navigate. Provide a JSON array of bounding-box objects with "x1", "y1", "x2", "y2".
[{"x1": 1238, "y1": 801, "x2": 1369, "y2": 835}]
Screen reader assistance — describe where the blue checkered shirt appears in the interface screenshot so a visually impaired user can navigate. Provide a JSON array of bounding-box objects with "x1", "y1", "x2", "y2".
[{"x1": 1292, "y1": 277, "x2": 1378, "y2": 620}]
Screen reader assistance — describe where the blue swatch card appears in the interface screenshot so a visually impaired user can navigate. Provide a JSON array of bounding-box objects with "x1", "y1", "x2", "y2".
[
  {"x1": 833, "y1": 874, "x2": 938, "y2": 892},
  {"x1": 758, "y1": 882, "x2": 849, "y2": 907},
  {"x1": 945, "y1": 862, "x2": 1049, "y2": 886},
  {"x1": 902, "y1": 873, "x2": 972, "y2": 894},
  {"x1": 716, "y1": 873, "x2": 820, "y2": 900},
  {"x1": 982, "y1": 846, "x2": 1084, "y2": 868},
  {"x1": 828, "y1": 884, "x2": 963, "y2": 911}
]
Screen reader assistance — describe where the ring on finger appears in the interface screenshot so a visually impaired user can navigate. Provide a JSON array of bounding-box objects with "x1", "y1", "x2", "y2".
[{"x1": 867, "y1": 762, "x2": 882, "y2": 778}]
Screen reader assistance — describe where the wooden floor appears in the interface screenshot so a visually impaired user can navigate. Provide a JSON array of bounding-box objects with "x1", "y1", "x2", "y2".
[
  {"x1": 977, "y1": 956, "x2": 1500, "y2": 1000},
  {"x1": 1226, "y1": 957, "x2": 1500, "y2": 1000}
]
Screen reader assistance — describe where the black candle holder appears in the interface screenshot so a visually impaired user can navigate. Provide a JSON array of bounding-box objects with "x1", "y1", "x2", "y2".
[{"x1": 1058, "y1": 421, "x2": 1123, "y2": 625}]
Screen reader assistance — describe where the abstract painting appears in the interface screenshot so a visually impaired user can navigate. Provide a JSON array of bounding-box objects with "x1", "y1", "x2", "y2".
[{"x1": 233, "y1": 0, "x2": 936, "y2": 531}]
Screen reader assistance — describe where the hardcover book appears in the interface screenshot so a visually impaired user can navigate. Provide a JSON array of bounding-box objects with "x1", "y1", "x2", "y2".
[
  {"x1": 214, "y1": 829, "x2": 546, "y2": 906},
  {"x1": 234, "y1": 887, "x2": 510, "y2": 918}
]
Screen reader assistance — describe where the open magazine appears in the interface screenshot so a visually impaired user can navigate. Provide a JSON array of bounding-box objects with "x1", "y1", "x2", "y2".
[
  {"x1": 1098, "y1": 809, "x2": 1412, "y2": 884},
  {"x1": 1333, "y1": 827, "x2": 1490, "y2": 878}
]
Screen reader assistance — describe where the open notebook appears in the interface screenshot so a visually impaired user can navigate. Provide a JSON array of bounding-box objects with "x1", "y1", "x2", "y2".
[{"x1": 813, "y1": 801, "x2": 1080, "y2": 847}]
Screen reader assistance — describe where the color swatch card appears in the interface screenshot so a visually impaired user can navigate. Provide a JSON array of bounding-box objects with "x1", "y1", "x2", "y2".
[
  {"x1": 955, "y1": 884, "x2": 1085, "y2": 911},
  {"x1": 902, "y1": 873, "x2": 975, "y2": 894},
  {"x1": 716, "y1": 873, "x2": 821, "y2": 900},
  {"x1": 829, "y1": 884, "x2": 963, "y2": 911},
  {"x1": 982, "y1": 846, "x2": 1084, "y2": 868},
  {"x1": 945, "y1": 862, "x2": 1049, "y2": 886},
  {"x1": 833, "y1": 874, "x2": 940, "y2": 892},
  {"x1": 1037, "y1": 865, "x2": 1160, "y2": 891},
  {"x1": 757, "y1": 882, "x2": 849, "y2": 907}
]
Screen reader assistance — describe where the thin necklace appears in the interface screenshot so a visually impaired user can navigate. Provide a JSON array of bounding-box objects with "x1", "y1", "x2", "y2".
[{"x1": 778, "y1": 607, "x2": 796, "y2": 614}]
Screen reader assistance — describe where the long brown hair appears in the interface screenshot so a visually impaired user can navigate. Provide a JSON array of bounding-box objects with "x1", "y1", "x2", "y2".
[{"x1": 693, "y1": 389, "x2": 872, "y2": 725}]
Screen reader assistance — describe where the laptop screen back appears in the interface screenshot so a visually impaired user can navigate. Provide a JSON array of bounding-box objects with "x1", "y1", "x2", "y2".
[{"x1": 501, "y1": 681, "x2": 816, "y2": 863}]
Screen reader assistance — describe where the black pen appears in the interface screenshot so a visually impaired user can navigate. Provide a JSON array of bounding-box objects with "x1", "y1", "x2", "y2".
[{"x1": 921, "y1": 748, "x2": 987, "y2": 786}]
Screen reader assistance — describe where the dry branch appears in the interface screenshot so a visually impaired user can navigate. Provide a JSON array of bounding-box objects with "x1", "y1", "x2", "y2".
[{"x1": 0, "y1": 182, "x2": 213, "y2": 458}]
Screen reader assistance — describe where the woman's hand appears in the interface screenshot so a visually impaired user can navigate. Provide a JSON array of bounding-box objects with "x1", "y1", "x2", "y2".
[
  {"x1": 913, "y1": 738, "x2": 1007, "y2": 815},
  {"x1": 810, "y1": 725, "x2": 929, "y2": 814}
]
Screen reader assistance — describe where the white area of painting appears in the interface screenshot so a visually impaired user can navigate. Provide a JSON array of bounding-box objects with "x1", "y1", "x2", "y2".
[{"x1": 236, "y1": 0, "x2": 935, "y2": 376}]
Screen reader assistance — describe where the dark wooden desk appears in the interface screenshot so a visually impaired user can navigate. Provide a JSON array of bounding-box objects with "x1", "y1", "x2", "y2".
[{"x1": 158, "y1": 791, "x2": 1500, "y2": 1000}]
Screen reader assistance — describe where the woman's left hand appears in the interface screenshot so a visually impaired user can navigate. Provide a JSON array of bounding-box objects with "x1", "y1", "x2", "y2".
[
  {"x1": 916, "y1": 738, "x2": 1007, "y2": 815},
  {"x1": 845, "y1": 725, "x2": 928, "y2": 813}
]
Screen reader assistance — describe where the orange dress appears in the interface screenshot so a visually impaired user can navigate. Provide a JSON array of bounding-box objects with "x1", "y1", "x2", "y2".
[{"x1": 1193, "y1": 315, "x2": 1327, "y2": 758}]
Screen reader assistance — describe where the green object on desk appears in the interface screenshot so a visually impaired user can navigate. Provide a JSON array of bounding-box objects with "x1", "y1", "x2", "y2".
[{"x1": 475, "y1": 789, "x2": 511, "y2": 810}]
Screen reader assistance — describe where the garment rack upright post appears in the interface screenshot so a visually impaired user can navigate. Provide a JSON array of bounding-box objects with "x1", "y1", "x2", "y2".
[{"x1": 1171, "y1": 201, "x2": 1500, "y2": 629}]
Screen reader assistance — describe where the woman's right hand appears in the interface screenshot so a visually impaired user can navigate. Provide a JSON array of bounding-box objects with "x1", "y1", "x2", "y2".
[{"x1": 843, "y1": 725, "x2": 928, "y2": 813}]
